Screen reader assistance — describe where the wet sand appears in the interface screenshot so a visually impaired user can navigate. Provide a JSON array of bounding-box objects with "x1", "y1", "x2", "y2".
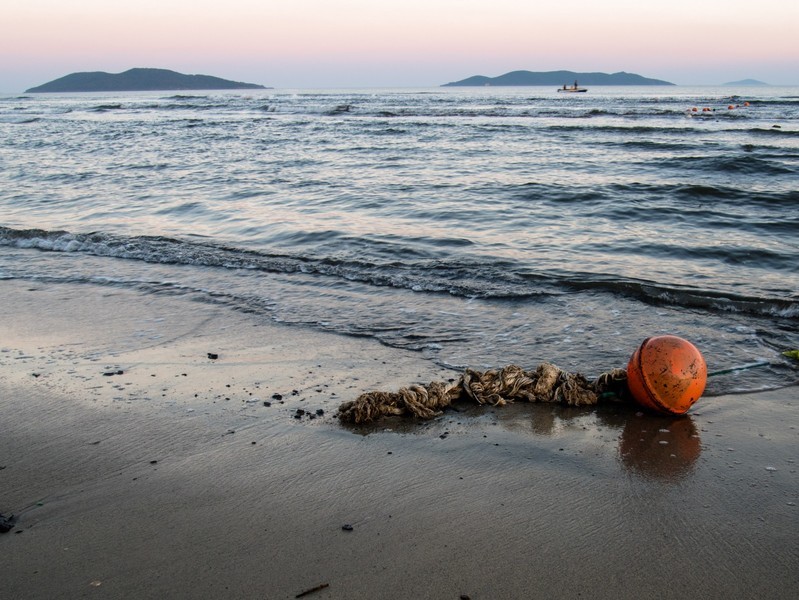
[{"x1": 1, "y1": 280, "x2": 797, "y2": 599}]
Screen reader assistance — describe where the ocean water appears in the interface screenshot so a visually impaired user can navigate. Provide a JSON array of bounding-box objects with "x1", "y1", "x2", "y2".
[{"x1": 1, "y1": 86, "x2": 797, "y2": 395}]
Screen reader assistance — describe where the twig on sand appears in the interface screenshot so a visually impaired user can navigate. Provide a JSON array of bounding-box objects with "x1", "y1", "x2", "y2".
[{"x1": 296, "y1": 582, "x2": 330, "y2": 598}]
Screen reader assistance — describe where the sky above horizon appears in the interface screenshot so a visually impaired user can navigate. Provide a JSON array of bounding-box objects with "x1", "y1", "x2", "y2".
[{"x1": 2, "y1": 0, "x2": 798, "y2": 91}]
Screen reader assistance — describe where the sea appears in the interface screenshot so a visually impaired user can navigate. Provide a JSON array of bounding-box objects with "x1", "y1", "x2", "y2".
[{"x1": 1, "y1": 86, "x2": 797, "y2": 396}]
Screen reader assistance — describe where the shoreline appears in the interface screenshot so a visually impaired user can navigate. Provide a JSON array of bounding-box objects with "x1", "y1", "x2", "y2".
[{"x1": 1, "y1": 280, "x2": 797, "y2": 599}]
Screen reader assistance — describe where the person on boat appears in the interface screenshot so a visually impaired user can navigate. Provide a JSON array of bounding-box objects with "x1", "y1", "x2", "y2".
[
  {"x1": 574, "y1": 80, "x2": 578, "y2": 90},
  {"x1": 563, "y1": 84, "x2": 567, "y2": 90}
]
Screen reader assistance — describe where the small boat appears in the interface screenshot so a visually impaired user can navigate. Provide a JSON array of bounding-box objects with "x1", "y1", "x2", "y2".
[{"x1": 557, "y1": 85, "x2": 587, "y2": 93}]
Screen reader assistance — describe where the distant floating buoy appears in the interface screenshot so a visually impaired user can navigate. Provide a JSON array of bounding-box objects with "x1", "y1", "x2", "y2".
[
  {"x1": 691, "y1": 107, "x2": 698, "y2": 112},
  {"x1": 728, "y1": 105, "x2": 736, "y2": 110},
  {"x1": 744, "y1": 101, "x2": 750, "y2": 107},
  {"x1": 626, "y1": 335, "x2": 707, "y2": 415}
]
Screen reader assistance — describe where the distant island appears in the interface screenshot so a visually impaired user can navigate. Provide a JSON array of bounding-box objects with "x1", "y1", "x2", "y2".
[
  {"x1": 443, "y1": 70, "x2": 674, "y2": 87},
  {"x1": 25, "y1": 68, "x2": 268, "y2": 93},
  {"x1": 723, "y1": 79, "x2": 769, "y2": 86}
]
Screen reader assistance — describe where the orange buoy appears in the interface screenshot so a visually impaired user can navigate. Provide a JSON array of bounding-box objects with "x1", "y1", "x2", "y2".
[
  {"x1": 626, "y1": 335, "x2": 707, "y2": 415},
  {"x1": 691, "y1": 107, "x2": 698, "y2": 112},
  {"x1": 728, "y1": 105, "x2": 735, "y2": 110},
  {"x1": 744, "y1": 101, "x2": 750, "y2": 107}
]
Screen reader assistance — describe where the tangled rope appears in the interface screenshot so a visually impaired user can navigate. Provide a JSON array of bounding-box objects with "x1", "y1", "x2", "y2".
[{"x1": 337, "y1": 363, "x2": 628, "y2": 424}]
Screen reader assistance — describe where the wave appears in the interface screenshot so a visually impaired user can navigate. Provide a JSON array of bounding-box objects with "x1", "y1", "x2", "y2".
[
  {"x1": 745, "y1": 126, "x2": 799, "y2": 136},
  {"x1": 0, "y1": 116, "x2": 41, "y2": 124},
  {"x1": 513, "y1": 181, "x2": 799, "y2": 207},
  {"x1": 2, "y1": 226, "x2": 796, "y2": 320},
  {"x1": 655, "y1": 155, "x2": 796, "y2": 176},
  {"x1": 90, "y1": 103, "x2": 125, "y2": 112}
]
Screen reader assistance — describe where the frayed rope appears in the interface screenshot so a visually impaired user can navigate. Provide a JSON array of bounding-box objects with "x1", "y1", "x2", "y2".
[{"x1": 337, "y1": 363, "x2": 628, "y2": 424}]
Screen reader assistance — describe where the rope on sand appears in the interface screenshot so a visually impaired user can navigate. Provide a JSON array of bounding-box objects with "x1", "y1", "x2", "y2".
[{"x1": 337, "y1": 363, "x2": 628, "y2": 424}]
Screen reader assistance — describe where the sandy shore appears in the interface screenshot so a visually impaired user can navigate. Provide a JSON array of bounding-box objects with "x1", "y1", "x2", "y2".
[{"x1": 1, "y1": 280, "x2": 797, "y2": 599}]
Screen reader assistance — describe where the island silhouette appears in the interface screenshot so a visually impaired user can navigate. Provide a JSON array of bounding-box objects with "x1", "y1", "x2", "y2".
[
  {"x1": 443, "y1": 70, "x2": 674, "y2": 86},
  {"x1": 26, "y1": 68, "x2": 268, "y2": 93}
]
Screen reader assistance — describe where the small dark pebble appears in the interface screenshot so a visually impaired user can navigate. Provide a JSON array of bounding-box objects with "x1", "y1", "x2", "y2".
[
  {"x1": 341, "y1": 524, "x2": 353, "y2": 531},
  {"x1": 440, "y1": 433, "x2": 448, "y2": 439},
  {"x1": 32, "y1": 373, "x2": 41, "y2": 378},
  {"x1": 150, "y1": 460, "x2": 158, "y2": 464},
  {"x1": 272, "y1": 393, "x2": 283, "y2": 400},
  {"x1": 251, "y1": 441, "x2": 257, "y2": 445},
  {"x1": 460, "y1": 595, "x2": 471, "y2": 600},
  {"x1": 263, "y1": 401, "x2": 272, "y2": 407},
  {"x1": 207, "y1": 353, "x2": 219, "y2": 360},
  {"x1": 292, "y1": 390, "x2": 299, "y2": 396},
  {"x1": 315, "y1": 409, "x2": 324, "y2": 416},
  {"x1": 102, "y1": 370, "x2": 124, "y2": 377}
]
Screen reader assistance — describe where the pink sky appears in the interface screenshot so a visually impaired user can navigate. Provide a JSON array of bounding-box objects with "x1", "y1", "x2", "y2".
[{"x1": 2, "y1": 0, "x2": 797, "y2": 91}]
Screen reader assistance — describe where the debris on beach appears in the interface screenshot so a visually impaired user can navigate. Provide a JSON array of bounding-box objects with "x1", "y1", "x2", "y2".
[
  {"x1": 339, "y1": 335, "x2": 711, "y2": 424},
  {"x1": 338, "y1": 363, "x2": 627, "y2": 424},
  {"x1": 295, "y1": 582, "x2": 330, "y2": 598},
  {"x1": 207, "y1": 352, "x2": 219, "y2": 360}
]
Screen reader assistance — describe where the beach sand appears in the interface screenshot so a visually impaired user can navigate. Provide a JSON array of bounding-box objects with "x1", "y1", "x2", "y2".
[{"x1": 1, "y1": 280, "x2": 797, "y2": 599}]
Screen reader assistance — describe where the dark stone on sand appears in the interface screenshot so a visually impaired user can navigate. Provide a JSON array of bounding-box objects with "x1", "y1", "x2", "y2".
[
  {"x1": 315, "y1": 409, "x2": 324, "y2": 416},
  {"x1": 272, "y1": 393, "x2": 283, "y2": 400},
  {"x1": 0, "y1": 513, "x2": 15, "y2": 533},
  {"x1": 341, "y1": 524, "x2": 353, "y2": 531},
  {"x1": 103, "y1": 370, "x2": 124, "y2": 376},
  {"x1": 207, "y1": 353, "x2": 219, "y2": 360},
  {"x1": 263, "y1": 401, "x2": 271, "y2": 407}
]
